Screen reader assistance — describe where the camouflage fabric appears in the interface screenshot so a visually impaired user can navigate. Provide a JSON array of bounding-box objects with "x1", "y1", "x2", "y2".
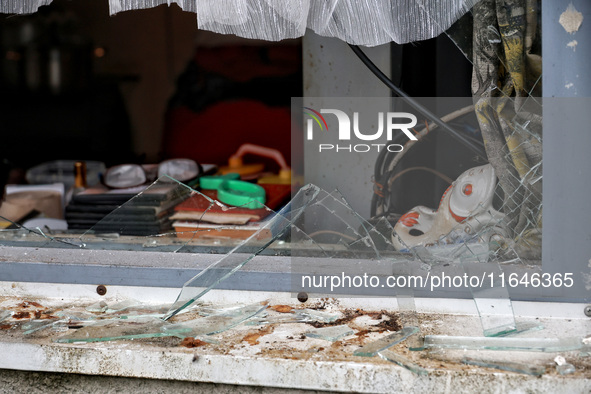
[{"x1": 471, "y1": 0, "x2": 542, "y2": 256}]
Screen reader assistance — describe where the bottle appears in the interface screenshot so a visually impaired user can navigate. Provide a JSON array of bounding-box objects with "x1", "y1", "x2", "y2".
[{"x1": 72, "y1": 161, "x2": 87, "y2": 195}]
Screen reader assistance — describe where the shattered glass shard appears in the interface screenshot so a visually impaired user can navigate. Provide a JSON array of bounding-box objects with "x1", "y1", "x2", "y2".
[
  {"x1": 104, "y1": 299, "x2": 142, "y2": 314},
  {"x1": 423, "y1": 335, "x2": 583, "y2": 352},
  {"x1": 462, "y1": 357, "x2": 545, "y2": 376},
  {"x1": 22, "y1": 319, "x2": 64, "y2": 335},
  {"x1": 0, "y1": 310, "x2": 12, "y2": 322},
  {"x1": 295, "y1": 309, "x2": 340, "y2": 323},
  {"x1": 378, "y1": 349, "x2": 429, "y2": 376},
  {"x1": 556, "y1": 363, "x2": 576, "y2": 375},
  {"x1": 162, "y1": 302, "x2": 268, "y2": 336},
  {"x1": 462, "y1": 263, "x2": 517, "y2": 337},
  {"x1": 245, "y1": 308, "x2": 340, "y2": 326},
  {"x1": 54, "y1": 316, "x2": 190, "y2": 343},
  {"x1": 354, "y1": 327, "x2": 419, "y2": 357},
  {"x1": 494, "y1": 322, "x2": 544, "y2": 337},
  {"x1": 305, "y1": 325, "x2": 355, "y2": 342}
]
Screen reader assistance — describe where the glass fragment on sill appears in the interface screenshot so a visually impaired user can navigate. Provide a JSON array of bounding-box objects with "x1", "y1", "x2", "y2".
[
  {"x1": 554, "y1": 356, "x2": 576, "y2": 375},
  {"x1": 164, "y1": 303, "x2": 267, "y2": 336},
  {"x1": 354, "y1": 326, "x2": 419, "y2": 357},
  {"x1": 22, "y1": 319, "x2": 66, "y2": 335},
  {"x1": 245, "y1": 308, "x2": 341, "y2": 326},
  {"x1": 164, "y1": 184, "x2": 321, "y2": 320},
  {"x1": 494, "y1": 322, "x2": 544, "y2": 337},
  {"x1": 79, "y1": 176, "x2": 208, "y2": 252},
  {"x1": 85, "y1": 301, "x2": 108, "y2": 313},
  {"x1": 462, "y1": 263, "x2": 516, "y2": 337},
  {"x1": 305, "y1": 324, "x2": 355, "y2": 342},
  {"x1": 556, "y1": 364, "x2": 576, "y2": 375},
  {"x1": 0, "y1": 310, "x2": 12, "y2": 322},
  {"x1": 104, "y1": 299, "x2": 142, "y2": 314},
  {"x1": 292, "y1": 189, "x2": 393, "y2": 259},
  {"x1": 54, "y1": 316, "x2": 190, "y2": 343},
  {"x1": 162, "y1": 302, "x2": 268, "y2": 337},
  {"x1": 462, "y1": 357, "x2": 545, "y2": 376},
  {"x1": 378, "y1": 349, "x2": 429, "y2": 376},
  {"x1": 423, "y1": 335, "x2": 583, "y2": 352}
]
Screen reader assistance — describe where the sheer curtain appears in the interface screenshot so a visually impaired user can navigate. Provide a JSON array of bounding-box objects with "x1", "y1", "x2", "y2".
[{"x1": 2, "y1": 0, "x2": 477, "y2": 46}]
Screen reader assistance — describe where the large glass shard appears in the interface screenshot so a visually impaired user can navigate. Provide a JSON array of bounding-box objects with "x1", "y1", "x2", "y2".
[
  {"x1": 463, "y1": 263, "x2": 517, "y2": 337},
  {"x1": 378, "y1": 349, "x2": 429, "y2": 376},
  {"x1": 305, "y1": 325, "x2": 355, "y2": 342},
  {"x1": 163, "y1": 185, "x2": 321, "y2": 319},
  {"x1": 162, "y1": 302, "x2": 268, "y2": 336},
  {"x1": 462, "y1": 357, "x2": 545, "y2": 376},
  {"x1": 290, "y1": 188, "x2": 393, "y2": 259},
  {"x1": 79, "y1": 177, "x2": 208, "y2": 252},
  {"x1": 354, "y1": 327, "x2": 419, "y2": 357},
  {"x1": 246, "y1": 308, "x2": 341, "y2": 326},
  {"x1": 554, "y1": 356, "x2": 576, "y2": 375},
  {"x1": 54, "y1": 317, "x2": 190, "y2": 343},
  {"x1": 423, "y1": 335, "x2": 583, "y2": 352}
]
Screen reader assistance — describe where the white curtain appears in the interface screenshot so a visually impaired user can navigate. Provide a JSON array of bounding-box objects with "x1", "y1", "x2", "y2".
[{"x1": 2, "y1": 0, "x2": 478, "y2": 46}]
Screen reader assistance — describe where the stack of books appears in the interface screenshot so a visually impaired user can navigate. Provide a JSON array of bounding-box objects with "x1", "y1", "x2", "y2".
[
  {"x1": 170, "y1": 184, "x2": 291, "y2": 241},
  {"x1": 66, "y1": 183, "x2": 189, "y2": 236}
]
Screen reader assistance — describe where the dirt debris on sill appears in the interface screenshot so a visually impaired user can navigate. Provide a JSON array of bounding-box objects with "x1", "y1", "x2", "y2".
[{"x1": 0, "y1": 297, "x2": 589, "y2": 378}]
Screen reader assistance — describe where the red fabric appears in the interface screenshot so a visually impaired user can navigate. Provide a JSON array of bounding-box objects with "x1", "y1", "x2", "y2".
[{"x1": 162, "y1": 100, "x2": 300, "y2": 172}]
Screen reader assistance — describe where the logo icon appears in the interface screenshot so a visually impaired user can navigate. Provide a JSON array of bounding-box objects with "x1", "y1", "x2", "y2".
[{"x1": 304, "y1": 107, "x2": 328, "y2": 139}]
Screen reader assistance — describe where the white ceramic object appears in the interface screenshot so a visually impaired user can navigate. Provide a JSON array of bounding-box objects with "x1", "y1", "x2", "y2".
[{"x1": 392, "y1": 164, "x2": 506, "y2": 251}]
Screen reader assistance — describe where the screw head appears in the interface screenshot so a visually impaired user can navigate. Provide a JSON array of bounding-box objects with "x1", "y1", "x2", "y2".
[
  {"x1": 585, "y1": 305, "x2": 591, "y2": 317},
  {"x1": 297, "y1": 292, "x2": 308, "y2": 303},
  {"x1": 96, "y1": 285, "x2": 107, "y2": 296}
]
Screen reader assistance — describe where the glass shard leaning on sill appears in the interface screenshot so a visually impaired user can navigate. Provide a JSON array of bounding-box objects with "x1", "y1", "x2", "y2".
[
  {"x1": 305, "y1": 325, "x2": 355, "y2": 342},
  {"x1": 54, "y1": 316, "x2": 191, "y2": 343},
  {"x1": 423, "y1": 335, "x2": 583, "y2": 352},
  {"x1": 378, "y1": 349, "x2": 429, "y2": 376},
  {"x1": 105, "y1": 299, "x2": 143, "y2": 314},
  {"x1": 164, "y1": 184, "x2": 321, "y2": 320},
  {"x1": 354, "y1": 327, "x2": 419, "y2": 357},
  {"x1": 162, "y1": 302, "x2": 268, "y2": 337},
  {"x1": 462, "y1": 357, "x2": 545, "y2": 376}
]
